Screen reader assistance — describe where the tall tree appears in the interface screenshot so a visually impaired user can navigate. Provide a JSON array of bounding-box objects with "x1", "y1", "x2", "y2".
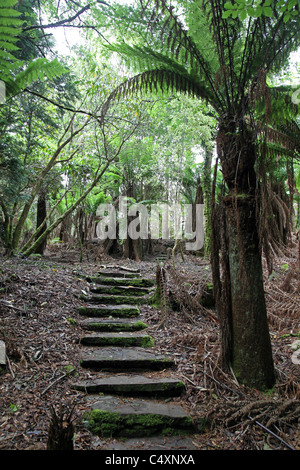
[{"x1": 99, "y1": 0, "x2": 300, "y2": 389}]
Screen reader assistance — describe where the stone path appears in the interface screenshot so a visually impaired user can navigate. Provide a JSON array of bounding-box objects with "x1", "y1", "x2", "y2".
[{"x1": 72, "y1": 267, "x2": 199, "y2": 448}]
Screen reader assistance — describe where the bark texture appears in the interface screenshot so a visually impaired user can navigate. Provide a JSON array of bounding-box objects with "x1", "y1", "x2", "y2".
[{"x1": 213, "y1": 117, "x2": 275, "y2": 390}]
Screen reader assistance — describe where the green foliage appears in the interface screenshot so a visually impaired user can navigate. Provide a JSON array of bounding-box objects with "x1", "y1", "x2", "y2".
[
  {"x1": 0, "y1": 0, "x2": 66, "y2": 99},
  {"x1": 223, "y1": 0, "x2": 299, "y2": 23},
  {"x1": 102, "y1": 0, "x2": 299, "y2": 119}
]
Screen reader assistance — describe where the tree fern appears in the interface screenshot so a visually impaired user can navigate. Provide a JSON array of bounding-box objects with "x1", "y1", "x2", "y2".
[{"x1": 0, "y1": 0, "x2": 66, "y2": 100}]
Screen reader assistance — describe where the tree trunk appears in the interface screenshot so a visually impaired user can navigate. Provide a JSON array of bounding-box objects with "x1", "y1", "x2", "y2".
[
  {"x1": 224, "y1": 194, "x2": 275, "y2": 389},
  {"x1": 34, "y1": 191, "x2": 47, "y2": 255},
  {"x1": 203, "y1": 149, "x2": 213, "y2": 257},
  {"x1": 214, "y1": 118, "x2": 275, "y2": 390}
]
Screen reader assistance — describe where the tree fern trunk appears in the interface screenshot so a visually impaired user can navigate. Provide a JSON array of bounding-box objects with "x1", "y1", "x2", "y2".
[
  {"x1": 215, "y1": 118, "x2": 275, "y2": 390},
  {"x1": 203, "y1": 149, "x2": 213, "y2": 257},
  {"x1": 224, "y1": 194, "x2": 275, "y2": 389}
]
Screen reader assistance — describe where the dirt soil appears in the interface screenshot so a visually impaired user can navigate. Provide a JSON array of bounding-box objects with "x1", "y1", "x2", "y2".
[{"x1": 0, "y1": 241, "x2": 299, "y2": 452}]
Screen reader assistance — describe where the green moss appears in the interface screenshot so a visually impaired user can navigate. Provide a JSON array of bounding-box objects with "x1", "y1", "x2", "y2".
[
  {"x1": 84, "y1": 409, "x2": 194, "y2": 438},
  {"x1": 91, "y1": 285, "x2": 151, "y2": 296},
  {"x1": 261, "y1": 387, "x2": 275, "y2": 397},
  {"x1": 80, "y1": 334, "x2": 154, "y2": 348},
  {"x1": 88, "y1": 276, "x2": 155, "y2": 287},
  {"x1": 86, "y1": 320, "x2": 148, "y2": 332},
  {"x1": 78, "y1": 306, "x2": 140, "y2": 317},
  {"x1": 80, "y1": 293, "x2": 150, "y2": 305}
]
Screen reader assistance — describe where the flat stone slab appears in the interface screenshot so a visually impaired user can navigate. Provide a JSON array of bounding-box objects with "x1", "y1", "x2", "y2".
[
  {"x1": 97, "y1": 271, "x2": 140, "y2": 278},
  {"x1": 103, "y1": 436, "x2": 199, "y2": 450},
  {"x1": 80, "y1": 347, "x2": 175, "y2": 371},
  {"x1": 90, "y1": 284, "x2": 151, "y2": 296},
  {"x1": 78, "y1": 305, "x2": 140, "y2": 318},
  {"x1": 72, "y1": 374, "x2": 185, "y2": 396},
  {"x1": 80, "y1": 293, "x2": 149, "y2": 305},
  {"x1": 84, "y1": 395, "x2": 194, "y2": 438},
  {"x1": 79, "y1": 332, "x2": 154, "y2": 348},
  {"x1": 88, "y1": 276, "x2": 155, "y2": 287},
  {"x1": 81, "y1": 318, "x2": 148, "y2": 332}
]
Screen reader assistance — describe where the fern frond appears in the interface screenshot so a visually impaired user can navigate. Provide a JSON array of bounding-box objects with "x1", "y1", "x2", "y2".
[
  {"x1": 0, "y1": 1, "x2": 66, "y2": 100},
  {"x1": 101, "y1": 67, "x2": 214, "y2": 121}
]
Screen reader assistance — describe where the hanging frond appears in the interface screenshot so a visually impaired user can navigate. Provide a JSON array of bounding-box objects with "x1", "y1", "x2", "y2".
[
  {"x1": 0, "y1": 0, "x2": 23, "y2": 82},
  {"x1": 0, "y1": 0, "x2": 66, "y2": 100},
  {"x1": 107, "y1": 0, "x2": 299, "y2": 120},
  {"x1": 101, "y1": 67, "x2": 215, "y2": 121}
]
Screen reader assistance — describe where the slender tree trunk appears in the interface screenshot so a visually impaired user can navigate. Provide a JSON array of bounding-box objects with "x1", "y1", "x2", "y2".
[
  {"x1": 34, "y1": 190, "x2": 47, "y2": 255},
  {"x1": 203, "y1": 148, "x2": 213, "y2": 257},
  {"x1": 214, "y1": 118, "x2": 275, "y2": 390},
  {"x1": 21, "y1": 159, "x2": 111, "y2": 256}
]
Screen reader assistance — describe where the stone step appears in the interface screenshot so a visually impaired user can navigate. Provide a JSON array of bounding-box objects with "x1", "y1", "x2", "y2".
[
  {"x1": 78, "y1": 305, "x2": 140, "y2": 318},
  {"x1": 80, "y1": 347, "x2": 175, "y2": 371},
  {"x1": 87, "y1": 276, "x2": 155, "y2": 287},
  {"x1": 84, "y1": 395, "x2": 195, "y2": 438},
  {"x1": 80, "y1": 293, "x2": 150, "y2": 305},
  {"x1": 72, "y1": 374, "x2": 185, "y2": 396},
  {"x1": 89, "y1": 284, "x2": 151, "y2": 296},
  {"x1": 103, "y1": 436, "x2": 199, "y2": 450},
  {"x1": 78, "y1": 332, "x2": 155, "y2": 348},
  {"x1": 80, "y1": 317, "x2": 148, "y2": 332},
  {"x1": 97, "y1": 270, "x2": 140, "y2": 278}
]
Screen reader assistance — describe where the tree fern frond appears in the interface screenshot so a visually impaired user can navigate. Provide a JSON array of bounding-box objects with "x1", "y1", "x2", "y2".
[
  {"x1": 0, "y1": 1, "x2": 66, "y2": 100},
  {"x1": 101, "y1": 67, "x2": 215, "y2": 120},
  {"x1": 0, "y1": 1, "x2": 22, "y2": 83},
  {"x1": 147, "y1": 1, "x2": 218, "y2": 95},
  {"x1": 6, "y1": 58, "x2": 67, "y2": 96}
]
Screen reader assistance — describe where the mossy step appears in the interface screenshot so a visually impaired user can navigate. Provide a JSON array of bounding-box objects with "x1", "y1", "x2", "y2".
[
  {"x1": 78, "y1": 332, "x2": 154, "y2": 348},
  {"x1": 78, "y1": 305, "x2": 140, "y2": 318},
  {"x1": 72, "y1": 374, "x2": 185, "y2": 396},
  {"x1": 80, "y1": 318, "x2": 148, "y2": 332},
  {"x1": 80, "y1": 293, "x2": 150, "y2": 305},
  {"x1": 80, "y1": 347, "x2": 175, "y2": 371},
  {"x1": 87, "y1": 276, "x2": 155, "y2": 287},
  {"x1": 84, "y1": 395, "x2": 195, "y2": 438},
  {"x1": 97, "y1": 271, "x2": 140, "y2": 278},
  {"x1": 90, "y1": 284, "x2": 151, "y2": 296}
]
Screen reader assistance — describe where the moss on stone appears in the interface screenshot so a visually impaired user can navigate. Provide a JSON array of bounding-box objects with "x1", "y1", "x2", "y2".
[
  {"x1": 86, "y1": 320, "x2": 148, "y2": 332},
  {"x1": 88, "y1": 276, "x2": 155, "y2": 287},
  {"x1": 84, "y1": 409, "x2": 194, "y2": 438},
  {"x1": 80, "y1": 293, "x2": 150, "y2": 305},
  {"x1": 91, "y1": 285, "x2": 151, "y2": 296},
  {"x1": 78, "y1": 306, "x2": 140, "y2": 317},
  {"x1": 80, "y1": 334, "x2": 155, "y2": 348}
]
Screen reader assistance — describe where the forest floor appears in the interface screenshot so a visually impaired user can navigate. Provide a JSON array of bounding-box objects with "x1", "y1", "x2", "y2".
[{"x1": 0, "y1": 239, "x2": 299, "y2": 454}]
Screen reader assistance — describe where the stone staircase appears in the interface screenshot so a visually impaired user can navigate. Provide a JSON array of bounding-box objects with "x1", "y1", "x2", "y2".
[{"x1": 72, "y1": 267, "x2": 197, "y2": 446}]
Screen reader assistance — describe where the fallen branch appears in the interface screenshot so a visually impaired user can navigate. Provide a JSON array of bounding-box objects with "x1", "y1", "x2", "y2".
[
  {"x1": 248, "y1": 416, "x2": 295, "y2": 451},
  {"x1": 40, "y1": 369, "x2": 75, "y2": 396}
]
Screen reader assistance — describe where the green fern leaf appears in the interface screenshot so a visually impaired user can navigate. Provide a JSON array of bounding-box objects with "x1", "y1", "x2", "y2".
[{"x1": 0, "y1": 1, "x2": 66, "y2": 101}]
